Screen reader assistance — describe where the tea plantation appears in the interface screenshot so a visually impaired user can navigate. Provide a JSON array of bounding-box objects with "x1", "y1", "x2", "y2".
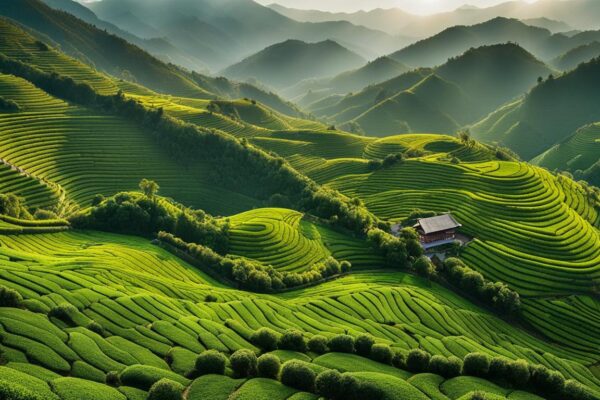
[{"x1": 0, "y1": 13, "x2": 598, "y2": 400}]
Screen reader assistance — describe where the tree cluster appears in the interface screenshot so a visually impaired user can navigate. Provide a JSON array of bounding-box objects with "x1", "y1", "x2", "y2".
[
  {"x1": 70, "y1": 188, "x2": 229, "y2": 254},
  {"x1": 0, "y1": 96, "x2": 20, "y2": 112},
  {"x1": 158, "y1": 232, "x2": 350, "y2": 292},
  {"x1": 0, "y1": 194, "x2": 32, "y2": 220},
  {"x1": 441, "y1": 258, "x2": 521, "y2": 315},
  {"x1": 367, "y1": 227, "x2": 423, "y2": 269}
]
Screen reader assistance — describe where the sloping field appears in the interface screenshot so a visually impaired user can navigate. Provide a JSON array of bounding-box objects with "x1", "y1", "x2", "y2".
[
  {"x1": 324, "y1": 159, "x2": 600, "y2": 296},
  {"x1": 0, "y1": 229, "x2": 597, "y2": 398},
  {"x1": 0, "y1": 73, "x2": 259, "y2": 215},
  {"x1": 227, "y1": 208, "x2": 382, "y2": 271}
]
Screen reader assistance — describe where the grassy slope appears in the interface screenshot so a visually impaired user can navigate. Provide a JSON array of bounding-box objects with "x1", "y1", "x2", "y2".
[{"x1": 0, "y1": 228, "x2": 597, "y2": 398}]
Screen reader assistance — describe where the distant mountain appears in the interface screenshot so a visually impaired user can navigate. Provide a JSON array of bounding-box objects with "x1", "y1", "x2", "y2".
[
  {"x1": 270, "y1": 1, "x2": 600, "y2": 41},
  {"x1": 552, "y1": 41, "x2": 600, "y2": 71},
  {"x1": 311, "y1": 43, "x2": 551, "y2": 137},
  {"x1": 0, "y1": 0, "x2": 303, "y2": 116},
  {"x1": 284, "y1": 56, "x2": 409, "y2": 101},
  {"x1": 221, "y1": 39, "x2": 366, "y2": 90},
  {"x1": 472, "y1": 57, "x2": 600, "y2": 160},
  {"x1": 87, "y1": 0, "x2": 399, "y2": 71}
]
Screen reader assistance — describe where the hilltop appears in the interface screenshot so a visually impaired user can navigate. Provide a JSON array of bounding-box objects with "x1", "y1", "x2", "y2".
[
  {"x1": 222, "y1": 39, "x2": 366, "y2": 90},
  {"x1": 552, "y1": 41, "x2": 600, "y2": 70}
]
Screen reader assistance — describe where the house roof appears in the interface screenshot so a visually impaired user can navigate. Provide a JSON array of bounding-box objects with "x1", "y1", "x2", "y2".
[{"x1": 415, "y1": 214, "x2": 461, "y2": 234}]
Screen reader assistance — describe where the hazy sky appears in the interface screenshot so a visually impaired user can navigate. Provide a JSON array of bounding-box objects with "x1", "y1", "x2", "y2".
[{"x1": 257, "y1": 0, "x2": 539, "y2": 14}]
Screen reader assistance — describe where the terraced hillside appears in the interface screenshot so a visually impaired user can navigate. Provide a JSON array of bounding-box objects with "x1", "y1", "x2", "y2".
[{"x1": 0, "y1": 228, "x2": 597, "y2": 399}]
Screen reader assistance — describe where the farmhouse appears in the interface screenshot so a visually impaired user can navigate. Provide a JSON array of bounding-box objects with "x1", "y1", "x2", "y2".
[{"x1": 414, "y1": 214, "x2": 462, "y2": 247}]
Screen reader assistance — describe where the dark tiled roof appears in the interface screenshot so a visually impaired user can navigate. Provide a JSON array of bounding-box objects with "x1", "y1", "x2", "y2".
[{"x1": 416, "y1": 214, "x2": 461, "y2": 234}]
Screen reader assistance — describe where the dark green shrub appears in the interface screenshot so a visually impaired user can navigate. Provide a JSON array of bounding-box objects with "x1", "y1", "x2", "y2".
[
  {"x1": 429, "y1": 355, "x2": 462, "y2": 378},
  {"x1": 562, "y1": 379, "x2": 595, "y2": 400},
  {"x1": 87, "y1": 321, "x2": 104, "y2": 336},
  {"x1": 315, "y1": 369, "x2": 342, "y2": 399},
  {"x1": 251, "y1": 328, "x2": 279, "y2": 351},
  {"x1": 204, "y1": 294, "x2": 218, "y2": 302},
  {"x1": 105, "y1": 371, "x2": 120, "y2": 387},
  {"x1": 489, "y1": 357, "x2": 510, "y2": 379},
  {"x1": 392, "y1": 350, "x2": 406, "y2": 369},
  {"x1": 0, "y1": 96, "x2": 20, "y2": 112},
  {"x1": 413, "y1": 256, "x2": 436, "y2": 279},
  {"x1": 278, "y1": 329, "x2": 307, "y2": 352},
  {"x1": 463, "y1": 353, "x2": 491, "y2": 377},
  {"x1": 338, "y1": 374, "x2": 361, "y2": 400},
  {"x1": 406, "y1": 349, "x2": 431, "y2": 373},
  {"x1": 369, "y1": 344, "x2": 393, "y2": 365},
  {"x1": 48, "y1": 303, "x2": 78, "y2": 323},
  {"x1": 0, "y1": 286, "x2": 23, "y2": 308},
  {"x1": 257, "y1": 353, "x2": 280, "y2": 379},
  {"x1": 280, "y1": 360, "x2": 316, "y2": 392},
  {"x1": 147, "y1": 378, "x2": 184, "y2": 400},
  {"x1": 194, "y1": 350, "x2": 227, "y2": 376},
  {"x1": 355, "y1": 334, "x2": 375, "y2": 356},
  {"x1": 308, "y1": 335, "x2": 328, "y2": 354},
  {"x1": 229, "y1": 349, "x2": 257, "y2": 378},
  {"x1": 506, "y1": 359, "x2": 530, "y2": 387},
  {"x1": 327, "y1": 334, "x2": 355, "y2": 353}
]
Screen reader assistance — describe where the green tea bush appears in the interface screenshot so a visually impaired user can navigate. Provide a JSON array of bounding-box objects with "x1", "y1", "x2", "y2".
[
  {"x1": 147, "y1": 379, "x2": 184, "y2": 400},
  {"x1": 369, "y1": 344, "x2": 393, "y2": 365},
  {"x1": 463, "y1": 352, "x2": 491, "y2": 377},
  {"x1": 327, "y1": 335, "x2": 355, "y2": 353},
  {"x1": 0, "y1": 380, "x2": 43, "y2": 400},
  {"x1": 251, "y1": 328, "x2": 279, "y2": 351},
  {"x1": 0, "y1": 286, "x2": 23, "y2": 308},
  {"x1": 315, "y1": 370, "x2": 342, "y2": 399},
  {"x1": 406, "y1": 349, "x2": 431, "y2": 373},
  {"x1": 194, "y1": 350, "x2": 227, "y2": 376},
  {"x1": 506, "y1": 359, "x2": 530, "y2": 387},
  {"x1": 278, "y1": 329, "x2": 307, "y2": 353},
  {"x1": 229, "y1": 349, "x2": 257, "y2": 378},
  {"x1": 280, "y1": 360, "x2": 316, "y2": 392},
  {"x1": 307, "y1": 335, "x2": 328, "y2": 354},
  {"x1": 257, "y1": 354, "x2": 280, "y2": 379},
  {"x1": 355, "y1": 334, "x2": 375, "y2": 356}
]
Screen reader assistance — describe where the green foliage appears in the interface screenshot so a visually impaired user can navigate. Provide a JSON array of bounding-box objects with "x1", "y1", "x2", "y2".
[
  {"x1": 355, "y1": 334, "x2": 375, "y2": 357},
  {"x1": 369, "y1": 344, "x2": 393, "y2": 365},
  {"x1": 406, "y1": 349, "x2": 431, "y2": 373},
  {"x1": 278, "y1": 330, "x2": 307, "y2": 353},
  {"x1": 0, "y1": 381, "x2": 43, "y2": 400},
  {"x1": 315, "y1": 369, "x2": 342, "y2": 399},
  {"x1": 463, "y1": 353, "x2": 491, "y2": 378},
  {"x1": 429, "y1": 355, "x2": 463, "y2": 378},
  {"x1": 308, "y1": 335, "x2": 328, "y2": 354},
  {"x1": 413, "y1": 256, "x2": 437, "y2": 280},
  {"x1": 230, "y1": 349, "x2": 257, "y2": 378},
  {"x1": 0, "y1": 96, "x2": 20, "y2": 112},
  {"x1": 147, "y1": 379, "x2": 184, "y2": 400},
  {"x1": 0, "y1": 286, "x2": 23, "y2": 308},
  {"x1": 280, "y1": 360, "x2": 316, "y2": 392},
  {"x1": 257, "y1": 354, "x2": 281, "y2": 379},
  {"x1": 194, "y1": 350, "x2": 227, "y2": 376},
  {"x1": 327, "y1": 335, "x2": 355, "y2": 354},
  {"x1": 119, "y1": 365, "x2": 189, "y2": 391},
  {"x1": 0, "y1": 194, "x2": 32, "y2": 220},
  {"x1": 252, "y1": 328, "x2": 280, "y2": 351}
]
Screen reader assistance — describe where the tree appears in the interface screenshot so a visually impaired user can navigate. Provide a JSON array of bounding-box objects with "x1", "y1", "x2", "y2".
[
  {"x1": 280, "y1": 361, "x2": 316, "y2": 392},
  {"x1": 506, "y1": 359, "x2": 530, "y2": 387},
  {"x1": 327, "y1": 335, "x2": 355, "y2": 353},
  {"x1": 355, "y1": 334, "x2": 375, "y2": 356},
  {"x1": 251, "y1": 328, "x2": 279, "y2": 351},
  {"x1": 0, "y1": 286, "x2": 23, "y2": 308},
  {"x1": 194, "y1": 350, "x2": 227, "y2": 376},
  {"x1": 463, "y1": 353, "x2": 490, "y2": 377},
  {"x1": 308, "y1": 335, "x2": 328, "y2": 354},
  {"x1": 230, "y1": 349, "x2": 257, "y2": 378},
  {"x1": 139, "y1": 179, "x2": 159, "y2": 199},
  {"x1": 413, "y1": 256, "x2": 436, "y2": 279},
  {"x1": 406, "y1": 349, "x2": 431, "y2": 373},
  {"x1": 257, "y1": 354, "x2": 280, "y2": 379},
  {"x1": 369, "y1": 344, "x2": 393, "y2": 365},
  {"x1": 315, "y1": 370, "x2": 342, "y2": 399},
  {"x1": 147, "y1": 379, "x2": 184, "y2": 400},
  {"x1": 278, "y1": 329, "x2": 307, "y2": 352},
  {"x1": 429, "y1": 355, "x2": 463, "y2": 378}
]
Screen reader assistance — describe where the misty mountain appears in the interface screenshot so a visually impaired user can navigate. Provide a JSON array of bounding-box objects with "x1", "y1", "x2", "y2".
[
  {"x1": 312, "y1": 43, "x2": 551, "y2": 136},
  {"x1": 552, "y1": 42, "x2": 600, "y2": 71},
  {"x1": 221, "y1": 39, "x2": 365, "y2": 90},
  {"x1": 473, "y1": 56, "x2": 600, "y2": 160},
  {"x1": 284, "y1": 56, "x2": 409, "y2": 102},
  {"x1": 87, "y1": 0, "x2": 400, "y2": 71}
]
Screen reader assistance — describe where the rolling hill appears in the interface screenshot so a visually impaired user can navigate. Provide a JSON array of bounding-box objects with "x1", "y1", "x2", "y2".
[
  {"x1": 0, "y1": 3, "x2": 598, "y2": 400},
  {"x1": 221, "y1": 39, "x2": 366, "y2": 90},
  {"x1": 472, "y1": 56, "x2": 600, "y2": 160},
  {"x1": 552, "y1": 41, "x2": 600, "y2": 71},
  {"x1": 311, "y1": 43, "x2": 552, "y2": 136}
]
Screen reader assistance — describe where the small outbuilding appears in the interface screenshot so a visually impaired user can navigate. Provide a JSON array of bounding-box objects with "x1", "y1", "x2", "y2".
[{"x1": 413, "y1": 214, "x2": 461, "y2": 245}]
